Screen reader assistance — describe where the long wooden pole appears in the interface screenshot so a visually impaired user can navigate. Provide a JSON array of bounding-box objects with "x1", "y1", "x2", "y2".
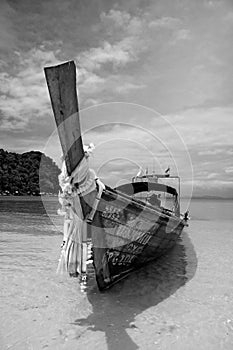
[{"x1": 44, "y1": 61, "x2": 84, "y2": 175}]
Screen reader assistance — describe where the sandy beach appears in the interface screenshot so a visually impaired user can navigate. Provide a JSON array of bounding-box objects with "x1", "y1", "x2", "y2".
[{"x1": 0, "y1": 198, "x2": 233, "y2": 350}]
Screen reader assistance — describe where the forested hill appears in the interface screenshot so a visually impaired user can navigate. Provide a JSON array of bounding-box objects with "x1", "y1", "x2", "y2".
[{"x1": 0, "y1": 149, "x2": 61, "y2": 196}]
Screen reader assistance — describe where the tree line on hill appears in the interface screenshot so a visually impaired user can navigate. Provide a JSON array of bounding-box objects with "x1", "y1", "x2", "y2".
[{"x1": 0, "y1": 149, "x2": 61, "y2": 196}]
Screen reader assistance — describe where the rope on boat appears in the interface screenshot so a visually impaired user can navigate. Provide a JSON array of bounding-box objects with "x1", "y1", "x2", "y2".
[
  {"x1": 86, "y1": 178, "x2": 105, "y2": 223},
  {"x1": 56, "y1": 144, "x2": 103, "y2": 287}
]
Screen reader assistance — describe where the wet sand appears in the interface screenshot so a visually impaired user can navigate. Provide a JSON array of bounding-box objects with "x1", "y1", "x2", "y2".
[{"x1": 1, "y1": 200, "x2": 233, "y2": 349}]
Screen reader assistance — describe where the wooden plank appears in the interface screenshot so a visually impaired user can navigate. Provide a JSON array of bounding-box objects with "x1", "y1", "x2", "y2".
[{"x1": 44, "y1": 61, "x2": 84, "y2": 175}]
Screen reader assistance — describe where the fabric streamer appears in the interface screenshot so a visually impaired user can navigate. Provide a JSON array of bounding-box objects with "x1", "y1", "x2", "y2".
[{"x1": 56, "y1": 144, "x2": 105, "y2": 278}]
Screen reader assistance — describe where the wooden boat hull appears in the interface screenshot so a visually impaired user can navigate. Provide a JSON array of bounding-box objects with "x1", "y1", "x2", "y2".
[{"x1": 84, "y1": 187, "x2": 186, "y2": 291}]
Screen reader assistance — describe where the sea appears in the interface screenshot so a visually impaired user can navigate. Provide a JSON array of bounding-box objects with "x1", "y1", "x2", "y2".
[{"x1": 0, "y1": 196, "x2": 233, "y2": 350}]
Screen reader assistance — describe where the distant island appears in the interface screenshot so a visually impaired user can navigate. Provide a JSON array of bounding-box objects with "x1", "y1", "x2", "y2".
[
  {"x1": 0, "y1": 149, "x2": 61, "y2": 196},
  {"x1": 181, "y1": 195, "x2": 233, "y2": 200},
  {"x1": 190, "y1": 195, "x2": 232, "y2": 200}
]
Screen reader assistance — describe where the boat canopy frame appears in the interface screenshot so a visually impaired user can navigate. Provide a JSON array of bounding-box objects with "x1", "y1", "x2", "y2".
[
  {"x1": 132, "y1": 174, "x2": 181, "y2": 199},
  {"x1": 115, "y1": 181, "x2": 178, "y2": 197}
]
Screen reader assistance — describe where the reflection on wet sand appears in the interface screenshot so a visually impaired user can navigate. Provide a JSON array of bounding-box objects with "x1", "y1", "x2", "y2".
[{"x1": 72, "y1": 231, "x2": 197, "y2": 350}]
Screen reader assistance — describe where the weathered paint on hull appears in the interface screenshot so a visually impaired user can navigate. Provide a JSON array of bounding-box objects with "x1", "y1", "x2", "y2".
[
  {"x1": 86, "y1": 188, "x2": 185, "y2": 291},
  {"x1": 93, "y1": 222, "x2": 184, "y2": 291}
]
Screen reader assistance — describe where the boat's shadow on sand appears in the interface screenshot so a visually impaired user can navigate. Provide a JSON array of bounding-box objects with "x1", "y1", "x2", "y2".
[{"x1": 72, "y1": 232, "x2": 197, "y2": 350}]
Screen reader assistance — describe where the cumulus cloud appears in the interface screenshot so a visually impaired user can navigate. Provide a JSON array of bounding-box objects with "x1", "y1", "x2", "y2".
[
  {"x1": 0, "y1": 0, "x2": 16, "y2": 51},
  {"x1": 225, "y1": 166, "x2": 233, "y2": 174},
  {"x1": 148, "y1": 16, "x2": 181, "y2": 29},
  {"x1": 99, "y1": 9, "x2": 145, "y2": 37},
  {"x1": 79, "y1": 40, "x2": 138, "y2": 70},
  {"x1": 0, "y1": 47, "x2": 61, "y2": 130},
  {"x1": 75, "y1": 9, "x2": 189, "y2": 104},
  {"x1": 77, "y1": 67, "x2": 106, "y2": 93},
  {"x1": 198, "y1": 149, "x2": 227, "y2": 156},
  {"x1": 79, "y1": 103, "x2": 233, "y2": 194},
  {"x1": 78, "y1": 10, "x2": 186, "y2": 73},
  {"x1": 172, "y1": 29, "x2": 191, "y2": 43},
  {"x1": 77, "y1": 9, "x2": 149, "y2": 73},
  {"x1": 75, "y1": 9, "x2": 148, "y2": 103},
  {"x1": 164, "y1": 106, "x2": 233, "y2": 148},
  {"x1": 115, "y1": 82, "x2": 146, "y2": 93}
]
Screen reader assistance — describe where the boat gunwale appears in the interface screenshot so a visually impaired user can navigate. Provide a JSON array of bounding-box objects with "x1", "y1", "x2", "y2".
[{"x1": 101, "y1": 187, "x2": 182, "y2": 224}]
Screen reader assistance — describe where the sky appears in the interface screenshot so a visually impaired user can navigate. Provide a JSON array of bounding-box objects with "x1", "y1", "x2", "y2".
[{"x1": 0, "y1": 0, "x2": 233, "y2": 197}]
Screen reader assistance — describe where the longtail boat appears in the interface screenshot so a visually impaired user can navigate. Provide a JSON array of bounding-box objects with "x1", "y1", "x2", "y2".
[{"x1": 44, "y1": 61, "x2": 189, "y2": 291}]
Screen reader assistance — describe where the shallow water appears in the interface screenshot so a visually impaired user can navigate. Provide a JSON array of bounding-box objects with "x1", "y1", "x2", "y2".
[{"x1": 0, "y1": 197, "x2": 233, "y2": 349}]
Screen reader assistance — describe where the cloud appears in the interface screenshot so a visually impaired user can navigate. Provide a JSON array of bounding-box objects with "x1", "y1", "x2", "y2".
[
  {"x1": 74, "y1": 9, "x2": 152, "y2": 103},
  {"x1": 71, "y1": 103, "x2": 193, "y2": 194},
  {"x1": 197, "y1": 147, "x2": 233, "y2": 157},
  {"x1": 115, "y1": 82, "x2": 146, "y2": 93},
  {"x1": 225, "y1": 11, "x2": 233, "y2": 22},
  {"x1": 148, "y1": 16, "x2": 181, "y2": 29},
  {"x1": 0, "y1": 47, "x2": 61, "y2": 130},
  {"x1": 0, "y1": 8, "x2": 153, "y2": 130},
  {"x1": 206, "y1": 172, "x2": 219, "y2": 179},
  {"x1": 152, "y1": 105, "x2": 233, "y2": 195},
  {"x1": 172, "y1": 29, "x2": 191, "y2": 43},
  {"x1": 78, "y1": 41, "x2": 135, "y2": 71},
  {"x1": 78, "y1": 68, "x2": 106, "y2": 93},
  {"x1": 76, "y1": 9, "x2": 189, "y2": 104},
  {"x1": 73, "y1": 4, "x2": 233, "y2": 114},
  {"x1": 99, "y1": 9, "x2": 145, "y2": 36},
  {"x1": 164, "y1": 106, "x2": 233, "y2": 148},
  {"x1": 0, "y1": 1, "x2": 16, "y2": 52},
  {"x1": 77, "y1": 9, "x2": 150, "y2": 72},
  {"x1": 79, "y1": 103, "x2": 233, "y2": 194},
  {"x1": 79, "y1": 10, "x2": 186, "y2": 73},
  {"x1": 225, "y1": 166, "x2": 233, "y2": 174},
  {"x1": 82, "y1": 98, "x2": 103, "y2": 107},
  {"x1": 204, "y1": 0, "x2": 223, "y2": 8},
  {"x1": 100, "y1": 9, "x2": 134, "y2": 29}
]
